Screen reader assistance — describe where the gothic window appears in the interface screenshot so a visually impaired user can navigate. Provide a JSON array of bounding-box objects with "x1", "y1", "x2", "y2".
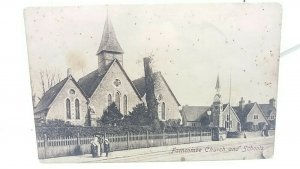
[
  {"x1": 225, "y1": 121, "x2": 228, "y2": 128},
  {"x1": 108, "y1": 94, "x2": 112, "y2": 106},
  {"x1": 161, "y1": 102, "x2": 166, "y2": 120},
  {"x1": 123, "y1": 95, "x2": 128, "y2": 115},
  {"x1": 75, "y1": 99, "x2": 80, "y2": 119},
  {"x1": 254, "y1": 114, "x2": 259, "y2": 119},
  {"x1": 66, "y1": 98, "x2": 71, "y2": 119},
  {"x1": 115, "y1": 92, "x2": 121, "y2": 111},
  {"x1": 226, "y1": 114, "x2": 230, "y2": 121}
]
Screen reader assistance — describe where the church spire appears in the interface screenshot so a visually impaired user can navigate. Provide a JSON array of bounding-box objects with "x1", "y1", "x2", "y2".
[
  {"x1": 215, "y1": 74, "x2": 220, "y2": 94},
  {"x1": 97, "y1": 11, "x2": 124, "y2": 71},
  {"x1": 96, "y1": 12, "x2": 123, "y2": 55}
]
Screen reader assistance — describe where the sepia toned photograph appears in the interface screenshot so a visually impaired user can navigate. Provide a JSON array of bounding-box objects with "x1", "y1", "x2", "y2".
[{"x1": 24, "y1": 3, "x2": 282, "y2": 162}]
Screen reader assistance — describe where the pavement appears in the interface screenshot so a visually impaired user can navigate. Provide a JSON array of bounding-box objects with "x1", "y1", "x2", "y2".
[{"x1": 40, "y1": 136, "x2": 275, "y2": 163}]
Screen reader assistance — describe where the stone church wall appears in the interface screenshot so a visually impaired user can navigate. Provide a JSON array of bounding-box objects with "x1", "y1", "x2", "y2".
[
  {"x1": 46, "y1": 78, "x2": 89, "y2": 126},
  {"x1": 89, "y1": 62, "x2": 143, "y2": 123}
]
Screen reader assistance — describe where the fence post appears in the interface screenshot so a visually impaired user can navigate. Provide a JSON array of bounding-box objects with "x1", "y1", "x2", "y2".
[
  {"x1": 188, "y1": 131, "x2": 191, "y2": 144},
  {"x1": 162, "y1": 131, "x2": 165, "y2": 146},
  {"x1": 146, "y1": 130, "x2": 149, "y2": 148},
  {"x1": 43, "y1": 134, "x2": 48, "y2": 159},
  {"x1": 177, "y1": 131, "x2": 179, "y2": 144},
  {"x1": 127, "y1": 132, "x2": 129, "y2": 150},
  {"x1": 200, "y1": 130, "x2": 202, "y2": 142},
  {"x1": 76, "y1": 133, "x2": 80, "y2": 145},
  {"x1": 104, "y1": 133, "x2": 107, "y2": 141}
]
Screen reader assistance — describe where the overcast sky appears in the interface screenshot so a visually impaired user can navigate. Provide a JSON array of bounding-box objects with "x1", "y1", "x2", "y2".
[{"x1": 24, "y1": 4, "x2": 282, "y2": 106}]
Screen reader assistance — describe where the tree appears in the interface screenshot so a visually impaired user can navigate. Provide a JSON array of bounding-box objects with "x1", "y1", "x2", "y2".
[
  {"x1": 101, "y1": 103, "x2": 123, "y2": 126},
  {"x1": 39, "y1": 69, "x2": 62, "y2": 96},
  {"x1": 126, "y1": 103, "x2": 150, "y2": 126},
  {"x1": 144, "y1": 56, "x2": 160, "y2": 130}
]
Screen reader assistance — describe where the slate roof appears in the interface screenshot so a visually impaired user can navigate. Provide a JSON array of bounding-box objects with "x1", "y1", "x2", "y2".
[
  {"x1": 78, "y1": 69, "x2": 107, "y2": 98},
  {"x1": 181, "y1": 106, "x2": 210, "y2": 122},
  {"x1": 222, "y1": 103, "x2": 240, "y2": 122},
  {"x1": 259, "y1": 104, "x2": 276, "y2": 117},
  {"x1": 233, "y1": 103, "x2": 255, "y2": 123},
  {"x1": 132, "y1": 76, "x2": 146, "y2": 97},
  {"x1": 34, "y1": 78, "x2": 68, "y2": 113},
  {"x1": 96, "y1": 16, "x2": 123, "y2": 55},
  {"x1": 222, "y1": 104, "x2": 229, "y2": 111},
  {"x1": 233, "y1": 103, "x2": 269, "y2": 125},
  {"x1": 132, "y1": 72, "x2": 180, "y2": 106},
  {"x1": 34, "y1": 75, "x2": 89, "y2": 114}
]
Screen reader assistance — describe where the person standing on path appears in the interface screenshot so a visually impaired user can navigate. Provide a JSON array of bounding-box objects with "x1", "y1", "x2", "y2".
[
  {"x1": 91, "y1": 136, "x2": 101, "y2": 157},
  {"x1": 103, "y1": 138, "x2": 110, "y2": 157}
]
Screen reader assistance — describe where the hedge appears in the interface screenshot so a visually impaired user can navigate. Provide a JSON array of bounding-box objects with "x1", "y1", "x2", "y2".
[{"x1": 35, "y1": 125, "x2": 212, "y2": 138}]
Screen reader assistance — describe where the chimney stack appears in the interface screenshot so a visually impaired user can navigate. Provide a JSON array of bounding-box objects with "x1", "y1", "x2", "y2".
[
  {"x1": 248, "y1": 100, "x2": 251, "y2": 104},
  {"x1": 144, "y1": 57, "x2": 154, "y2": 78},
  {"x1": 239, "y1": 97, "x2": 245, "y2": 110},
  {"x1": 67, "y1": 68, "x2": 72, "y2": 78},
  {"x1": 269, "y1": 98, "x2": 276, "y2": 107}
]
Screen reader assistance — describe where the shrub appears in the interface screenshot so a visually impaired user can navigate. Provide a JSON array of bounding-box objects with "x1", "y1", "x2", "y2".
[
  {"x1": 126, "y1": 103, "x2": 150, "y2": 126},
  {"x1": 101, "y1": 103, "x2": 123, "y2": 126}
]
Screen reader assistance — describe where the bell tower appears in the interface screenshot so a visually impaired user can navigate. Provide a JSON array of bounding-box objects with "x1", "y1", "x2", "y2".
[
  {"x1": 97, "y1": 13, "x2": 124, "y2": 72},
  {"x1": 211, "y1": 75, "x2": 223, "y2": 127}
]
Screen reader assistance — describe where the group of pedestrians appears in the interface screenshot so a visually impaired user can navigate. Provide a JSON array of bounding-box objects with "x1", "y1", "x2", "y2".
[{"x1": 91, "y1": 134, "x2": 110, "y2": 158}]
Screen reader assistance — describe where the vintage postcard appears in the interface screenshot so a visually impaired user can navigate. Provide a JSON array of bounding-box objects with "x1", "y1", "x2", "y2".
[{"x1": 24, "y1": 3, "x2": 282, "y2": 162}]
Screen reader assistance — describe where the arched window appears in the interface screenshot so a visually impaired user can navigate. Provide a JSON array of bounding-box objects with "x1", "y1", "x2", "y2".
[
  {"x1": 66, "y1": 98, "x2": 71, "y2": 119},
  {"x1": 123, "y1": 95, "x2": 128, "y2": 115},
  {"x1": 108, "y1": 94, "x2": 112, "y2": 106},
  {"x1": 115, "y1": 92, "x2": 121, "y2": 111},
  {"x1": 161, "y1": 102, "x2": 166, "y2": 120},
  {"x1": 75, "y1": 99, "x2": 80, "y2": 119}
]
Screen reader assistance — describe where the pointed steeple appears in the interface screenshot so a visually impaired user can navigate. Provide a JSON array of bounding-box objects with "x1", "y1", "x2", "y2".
[
  {"x1": 215, "y1": 74, "x2": 220, "y2": 94},
  {"x1": 97, "y1": 13, "x2": 123, "y2": 55}
]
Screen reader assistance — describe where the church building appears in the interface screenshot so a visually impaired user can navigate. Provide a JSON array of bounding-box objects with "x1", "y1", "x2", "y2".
[{"x1": 33, "y1": 14, "x2": 182, "y2": 126}]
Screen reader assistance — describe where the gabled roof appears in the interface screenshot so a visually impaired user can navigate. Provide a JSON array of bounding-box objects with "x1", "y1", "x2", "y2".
[
  {"x1": 96, "y1": 16, "x2": 123, "y2": 55},
  {"x1": 233, "y1": 103, "x2": 255, "y2": 122},
  {"x1": 34, "y1": 75, "x2": 87, "y2": 114},
  {"x1": 132, "y1": 72, "x2": 180, "y2": 106},
  {"x1": 34, "y1": 78, "x2": 68, "y2": 114},
  {"x1": 78, "y1": 59, "x2": 142, "y2": 100},
  {"x1": 233, "y1": 102, "x2": 269, "y2": 124},
  {"x1": 259, "y1": 104, "x2": 276, "y2": 117},
  {"x1": 222, "y1": 104, "x2": 240, "y2": 122},
  {"x1": 181, "y1": 106, "x2": 210, "y2": 122}
]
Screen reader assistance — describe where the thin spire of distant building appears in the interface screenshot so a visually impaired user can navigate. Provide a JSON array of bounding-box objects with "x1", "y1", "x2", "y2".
[{"x1": 215, "y1": 74, "x2": 220, "y2": 94}]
